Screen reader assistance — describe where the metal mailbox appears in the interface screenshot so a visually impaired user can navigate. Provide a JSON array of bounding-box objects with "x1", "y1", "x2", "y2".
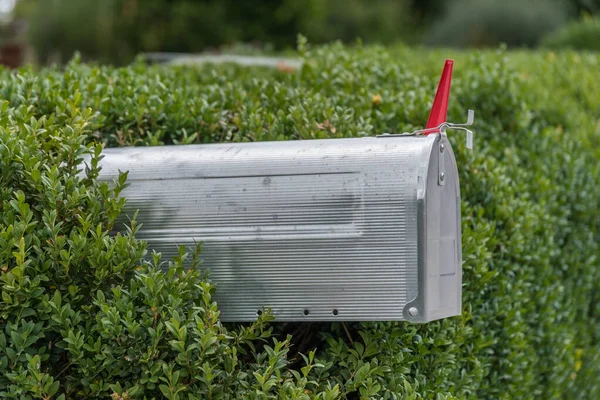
[{"x1": 90, "y1": 60, "x2": 473, "y2": 323}]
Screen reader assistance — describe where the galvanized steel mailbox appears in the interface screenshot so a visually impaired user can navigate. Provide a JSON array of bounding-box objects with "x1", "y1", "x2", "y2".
[{"x1": 91, "y1": 60, "x2": 473, "y2": 323}]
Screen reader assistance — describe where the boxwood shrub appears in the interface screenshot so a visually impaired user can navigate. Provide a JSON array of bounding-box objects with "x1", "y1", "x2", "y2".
[{"x1": 0, "y1": 42, "x2": 598, "y2": 399}]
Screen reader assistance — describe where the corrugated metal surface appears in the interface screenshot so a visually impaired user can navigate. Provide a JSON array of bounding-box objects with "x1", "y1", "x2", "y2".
[{"x1": 95, "y1": 136, "x2": 448, "y2": 322}]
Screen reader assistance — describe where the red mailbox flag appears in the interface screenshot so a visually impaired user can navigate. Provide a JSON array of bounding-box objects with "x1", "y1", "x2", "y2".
[{"x1": 425, "y1": 59, "x2": 454, "y2": 134}]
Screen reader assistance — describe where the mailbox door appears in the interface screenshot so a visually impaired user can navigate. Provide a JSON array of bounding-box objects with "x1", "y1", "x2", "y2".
[{"x1": 403, "y1": 135, "x2": 462, "y2": 322}]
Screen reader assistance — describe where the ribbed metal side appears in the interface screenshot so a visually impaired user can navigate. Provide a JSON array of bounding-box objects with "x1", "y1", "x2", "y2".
[{"x1": 97, "y1": 137, "x2": 435, "y2": 321}]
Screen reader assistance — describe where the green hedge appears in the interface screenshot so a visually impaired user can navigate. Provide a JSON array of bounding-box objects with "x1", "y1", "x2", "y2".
[
  {"x1": 0, "y1": 42, "x2": 599, "y2": 399},
  {"x1": 542, "y1": 17, "x2": 600, "y2": 51}
]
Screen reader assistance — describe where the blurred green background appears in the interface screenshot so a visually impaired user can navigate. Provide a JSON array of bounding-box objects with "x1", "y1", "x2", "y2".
[{"x1": 0, "y1": 0, "x2": 598, "y2": 66}]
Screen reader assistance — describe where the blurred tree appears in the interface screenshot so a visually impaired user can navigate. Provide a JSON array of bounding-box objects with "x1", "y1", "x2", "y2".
[
  {"x1": 16, "y1": 0, "x2": 595, "y2": 64},
  {"x1": 16, "y1": 0, "x2": 416, "y2": 65},
  {"x1": 570, "y1": 0, "x2": 600, "y2": 13},
  {"x1": 542, "y1": 15, "x2": 600, "y2": 50},
  {"x1": 425, "y1": 0, "x2": 570, "y2": 47},
  {"x1": 410, "y1": 0, "x2": 456, "y2": 19}
]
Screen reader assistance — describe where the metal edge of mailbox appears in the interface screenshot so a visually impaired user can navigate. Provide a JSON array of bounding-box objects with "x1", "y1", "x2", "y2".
[{"x1": 403, "y1": 135, "x2": 462, "y2": 323}]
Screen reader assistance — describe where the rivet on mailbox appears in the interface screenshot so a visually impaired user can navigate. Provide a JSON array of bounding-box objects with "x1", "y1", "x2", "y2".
[{"x1": 91, "y1": 59, "x2": 474, "y2": 323}]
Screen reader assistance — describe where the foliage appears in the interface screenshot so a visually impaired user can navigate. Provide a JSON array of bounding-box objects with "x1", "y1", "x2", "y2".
[
  {"x1": 569, "y1": 0, "x2": 600, "y2": 13},
  {"x1": 0, "y1": 71, "x2": 332, "y2": 398},
  {"x1": 542, "y1": 16, "x2": 600, "y2": 50},
  {"x1": 0, "y1": 41, "x2": 599, "y2": 398},
  {"x1": 11, "y1": 0, "x2": 600, "y2": 65},
  {"x1": 15, "y1": 0, "x2": 416, "y2": 65},
  {"x1": 426, "y1": 0, "x2": 570, "y2": 47}
]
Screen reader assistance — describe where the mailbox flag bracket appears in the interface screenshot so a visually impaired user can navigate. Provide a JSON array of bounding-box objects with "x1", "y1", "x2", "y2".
[
  {"x1": 377, "y1": 59, "x2": 474, "y2": 149},
  {"x1": 424, "y1": 59, "x2": 475, "y2": 149}
]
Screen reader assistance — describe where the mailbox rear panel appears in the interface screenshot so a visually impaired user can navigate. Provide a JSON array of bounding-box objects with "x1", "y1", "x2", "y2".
[{"x1": 95, "y1": 135, "x2": 458, "y2": 322}]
